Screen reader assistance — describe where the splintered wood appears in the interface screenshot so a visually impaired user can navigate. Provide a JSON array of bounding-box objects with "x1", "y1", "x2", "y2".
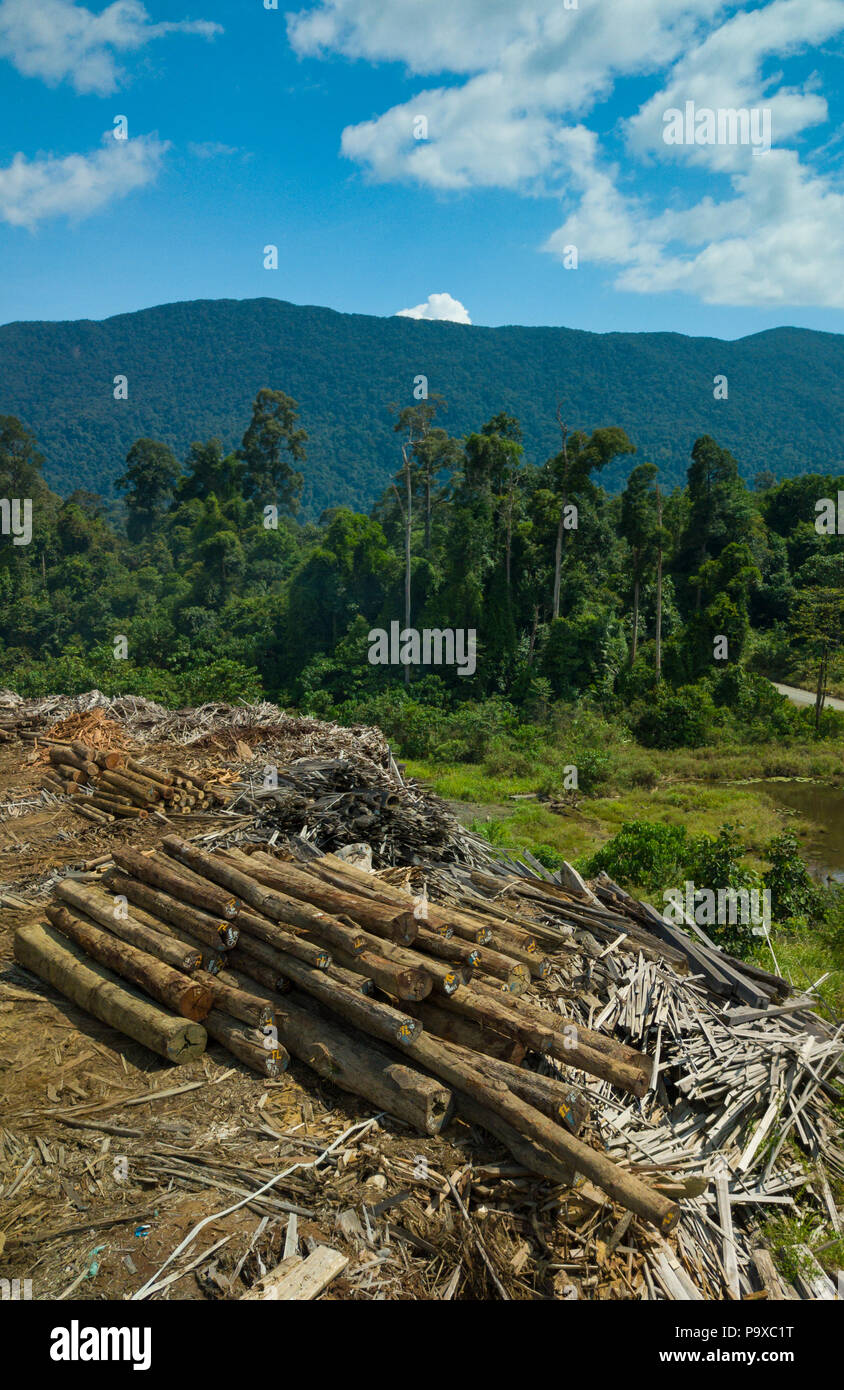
[{"x1": 1, "y1": 695, "x2": 841, "y2": 1300}]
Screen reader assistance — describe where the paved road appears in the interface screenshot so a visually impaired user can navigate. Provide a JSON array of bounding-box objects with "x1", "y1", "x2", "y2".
[{"x1": 772, "y1": 681, "x2": 844, "y2": 712}]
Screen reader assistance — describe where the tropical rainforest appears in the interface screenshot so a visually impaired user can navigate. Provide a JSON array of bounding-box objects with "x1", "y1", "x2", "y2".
[{"x1": 1, "y1": 297, "x2": 843, "y2": 513}]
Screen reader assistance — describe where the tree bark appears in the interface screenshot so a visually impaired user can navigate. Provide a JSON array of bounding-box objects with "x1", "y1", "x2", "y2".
[
  {"x1": 437, "y1": 984, "x2": 650, "y2": 1096},
  {"x1": 358, "y1": 929, "x2": 467, "y2": 996},
  {"x1": 419, "y1": 1031, "x2": 589, "y2": 1134},
  {"x1": 54, "y1": 880, "x2": 201, "y2": 974},
  {"x1": 235, "y1": 909, "x2": 333, "y2": 969},
  {"x1": 329, "y1": 943, "x2": 432, "y2": 1001},
  {"x1": 221, "y1": 848, "x2": 419, "y2": 945},
  {"x1": 46, "y1": 905, "x2": 213, "y2": 1021},
  {"x1": 655, "y1": 485, "x2": 663, "y2": 683},
  {"x1": 410, "y1": 997, "x2": 525, "y2": 1062},
  {"x1": 203, "y1": 1010, "x2": 288, "y2": 1077},
  {"x1": 257, "y1": 950, "x2": 422, "y2": 1046},
  {"x1": 193, "y1": 969, "x2": 275, "y2": 1028},
  {"x1": 14, "y1": 921, "x2": 207, "y2": 1064},
  {"x1": 102, "y1": 867, "x2": 237, "y2": 950},
  {"x1": 161, "y1": 838, "x2": 373, "y2": 955},
  {"x1": 406, "y1": 1032, "x2": 678, "y2": 1230},
  {"x1": 111, "y1": 848, "x2": 238, "y2": 920},
  {"x1": 279, "y1": 991, "x2": 452, "y2": 1135},
  {"x1": 630, "y1": 571, "x2": 640, "y2": 667},
  {"x1": 471, "y1": 978, "x2": 652, "y2": 1078},
  {"x1": 552, "y1": 509, "x2": 564, "y2": 620}
]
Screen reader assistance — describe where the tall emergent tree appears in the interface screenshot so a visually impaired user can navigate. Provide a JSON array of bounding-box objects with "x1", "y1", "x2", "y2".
[
  {"x1": 116, "y1": 439, "x2": 180, "y2": 544},
  {"x1": 239, "y1": 389, "x2": 307, "y2": 512},
  {"x1": 546, "y1": 414, "x2": 635, "y2": 619},
  {"x1": 790, "y1": 560, "x2": 844, "y2": 731},
  {"x1": 388, "y1": 397, "x2": 449, "y2": 681},
  {"x1": 620, "y1": 461, "x2": 659, "y2": 666}
]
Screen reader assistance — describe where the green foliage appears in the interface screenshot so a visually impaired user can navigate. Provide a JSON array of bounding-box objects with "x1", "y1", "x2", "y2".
[
  {"x1": 763, "y1": 833, "x2": 826, "y2": 924},
  {"x1": 582, "y1": 820, "x2": 691, "y2": 893},
  {"x1": 582, "y1": 820, "x2": 827, "y2": 956},
  {"x1": 3, "y1": 301, "x2": 844, "y2": 514},
  {"x1": 630, "y1": 684, "x2": 717, "y2": 749}
]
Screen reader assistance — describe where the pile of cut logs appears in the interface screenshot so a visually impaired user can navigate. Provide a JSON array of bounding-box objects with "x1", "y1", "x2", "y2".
[
  {"x1": 35, "y1": 740, "x2": 225, "y2": 822},
  {"x1": 0, "y1": 712, "x2": 41, "y2": 743},
  {"x1": 14, "y1": 835, "x2": 680, "y2": 1235}
]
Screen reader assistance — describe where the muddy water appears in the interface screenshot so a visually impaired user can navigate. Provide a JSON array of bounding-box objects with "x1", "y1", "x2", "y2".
[{"x1": 750, "y1": 780, "x2": 844, "y2": 884}]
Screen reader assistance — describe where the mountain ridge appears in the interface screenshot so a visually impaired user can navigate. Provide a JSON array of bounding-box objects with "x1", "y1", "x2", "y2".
[{"x1": 1, "y1": 296, "x2": 841, "y2": 515}]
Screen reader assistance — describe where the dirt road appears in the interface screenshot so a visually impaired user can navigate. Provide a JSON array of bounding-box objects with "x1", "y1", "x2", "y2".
[{"x1": 772, "y1": 681, "x2": 844, "y2": 712}]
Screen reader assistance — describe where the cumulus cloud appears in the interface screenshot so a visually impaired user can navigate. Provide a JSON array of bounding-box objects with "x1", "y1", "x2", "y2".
[
  {"x1": 291, "y1": 0, "x2": 720, "y2": 190},
  {"x1": 0, "y1": 0, "x2": 222, "y2": 95},
  {"x1": 396, "y1": 293, "x2": 471, "y2": 323},
  {"x1": 289, "y1": 0, "x2": 844, "y2": 308},
  {"x1": 0, "y1": 132, "x2": 169, "y2": 228}
]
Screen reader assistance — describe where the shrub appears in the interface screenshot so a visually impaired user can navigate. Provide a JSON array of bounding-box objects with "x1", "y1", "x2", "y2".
[
  {"x1": 630, "y1": 683, "x2": 717, "y2": 749},
  {"x1": 580, "y1": 820, "x2": 690, "y2": 893}
]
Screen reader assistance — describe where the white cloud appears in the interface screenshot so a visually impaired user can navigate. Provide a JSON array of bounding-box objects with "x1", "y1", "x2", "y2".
[
  {"x1": 0, "y1": 0, "x2": 221, "y2": 95},
  {"x1": 396, "y1": 292, "x2": 471, "y2": 323},
  {"x1": 0, "y1": 132, "x2": 169, "y2": 228},
  {"x1": 290, "y1": 0, "x2": 844, "y2": 308},
  {"x1": 625, "y1": 0, "x2": 844, "y2": 170},
  {"x1": 544, "y1": 141, "x2": 844, "y2": 307},
  {"x1": 292, "y1": 0, "x2": 721, "y2": 190}
]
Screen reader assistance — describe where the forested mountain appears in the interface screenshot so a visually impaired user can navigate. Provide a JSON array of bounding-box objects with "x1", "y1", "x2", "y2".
[{"x1": 0, "y1": 298, "x2": 842, "y2": 515}]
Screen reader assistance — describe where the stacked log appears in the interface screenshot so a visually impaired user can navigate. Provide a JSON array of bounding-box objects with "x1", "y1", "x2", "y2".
[
  {"x1": 16, "y1": 835, "x2": 678, "y2": 1230},
  {"x1": 37, "y1": 742, "x2": 221, "y2": 822},
  {"x1": 13, "y1": 921, "x2": 207, "y2": 1064}
]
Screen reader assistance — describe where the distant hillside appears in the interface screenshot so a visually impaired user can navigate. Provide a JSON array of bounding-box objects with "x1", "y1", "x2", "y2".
[{"x1": 1, "y1": 297, "x2": 842, "y2": 515}]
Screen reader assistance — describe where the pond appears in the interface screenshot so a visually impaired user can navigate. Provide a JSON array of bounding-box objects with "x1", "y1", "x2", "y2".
[{"x1": 749, "y1": 780, "x2": 844, "y2": 884}]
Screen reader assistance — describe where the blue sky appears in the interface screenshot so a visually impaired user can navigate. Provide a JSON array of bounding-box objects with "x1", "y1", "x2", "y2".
[{"x1": 1, "y1": 0, "x2": 844, "y2": 337}]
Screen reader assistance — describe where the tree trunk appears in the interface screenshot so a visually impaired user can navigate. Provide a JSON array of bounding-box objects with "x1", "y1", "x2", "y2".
[
  {"x1": 410, "y1": 997, "x2": 525, "y2": 1062},
  {"x1": 111, "y1": 848, "x2": 238, "y2": 920},
  {"x1": 421, "y1": 1032, "x2": 589, "y2": 1134},
  {"x1": 235, "y1": 909, "x2": 332, "y2": 970},
  {"x1": 404, "y1": 446, "x2": 412, "y2": 687},
  {"x1": 257, "y1": 950, "x2": 422, "y2": 1047},
  {"x1": 203, "y1": 1010, "x2": 287, "y2": 1076},
  {"x1": 436, "y1": 984, "x2": 649, "y2": 1096},
  {"x1": 424, "y1": 470, "x2": 432, "y2": 554},
  {"x1": 193, "y1": 969, "x2": 275, "y2": 1028},
  {"x1": 815, "y1": 643, "x2": 828, "y2": 732},
  {"x1": 279, "y1": 991, "x2": 452, "y2": 1135},
  {"x1": 406, "y1": 1032, "x2": 678, "y2": 1231},
  {"x1": 54, "y1": 880, "x2": 201, "y2": 974},
  {"x1": 220, "y1": 847, "x2": 418, "y2": 945},
  {"x1": 552, "y1": 507, "x2": 565, "y2": 620},
  {"x1": 102, "y1": 867, "x2": 237, "y2": 951},
  {"x1": 329, "y1": 943, "x2": 432, "y2": 1001},
  {"x1": 46, "y1": 905, "x2": 213, "y2": 1021},
  {"x1": 630, "y1": 571, "x2": 640, "y2": 667},
  {"x1": 14, "y1": 921, "x2": 207, "y2": 1064}
]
